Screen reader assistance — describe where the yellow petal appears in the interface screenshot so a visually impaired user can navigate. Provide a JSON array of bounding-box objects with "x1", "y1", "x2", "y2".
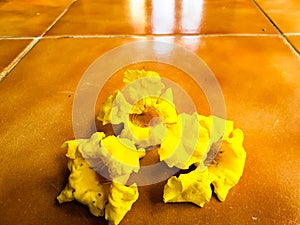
[
  {"x1": 123, "y1": 70, "x2": 165, "y2": 105},
  {"x1": 61, "y1": 139, "x2": 80, "y2": 159},
  {"x1": 154, "y1": 88, "x2": 178, "y2": 124},
  {"x1": 197, "y1": 115, "x2": 234, "y2": 168},
  {"x1": 123, "y1": 69, "x2": 160, "y2": 85},
  {"x1": 101, "y1": 136, "x2": 143, "y2": 168},
  {"x1": 128, "y1": 120, "x2": 152, "y2": 140},
  {"x1": 105, "y1": 182, "x2": 139, "y2": 225},
  {"x1": 119, "y1": 119, "x2": 166, "y2": 149},
  {"x1": 62, "y1": 133, "x2": 105, "y2": 159},
  {"x1": 198, "y1": 115, "x2": 234, "y2": 144},
  {"x1": 57, "y1": 155, "x2": 109, "y2": 217},
  {"x1": 100, "y1": 135, "x2": 145, "y2": 183},
  {"x1": 97, "y1": 91, "x2": 117, "y2": 125},
  {"x1": 158, "y1": 117, "x2": 182, "y2": 166},
  {"x1": 77, "y1": 132, "x2": 106, "y2": 158},
  {"x1": 208, "y1": 128, "x2": 246, "y2": 201},
  {"x1": 97, "y1": 90, "x2": 131, "y2": 125},
  {"x1": 62, "y1": 132, "x2": 144, "y2": 185},
  {"x1": 163, "y1": 168, "x2": 212, "y2": 207},
  {"x1": 159, "y1": 113, "x2": 208, "y2": 169}
]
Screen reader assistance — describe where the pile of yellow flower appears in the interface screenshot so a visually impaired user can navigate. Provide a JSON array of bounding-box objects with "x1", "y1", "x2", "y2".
[{"x1": 57, "y1": 70, "x2": 246, "y2": 225}]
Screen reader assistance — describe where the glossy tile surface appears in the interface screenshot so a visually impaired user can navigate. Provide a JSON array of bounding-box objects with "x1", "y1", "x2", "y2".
[
  {"x1": 0, "y1": 36, "x2": 300, "y2": 225},
  {"x1": 0, "y1": 0, "x2": 74, "y2": 37},
  {"x1": 46, "y1": 0, "x2": 277, "y2": 35},
  {"x1": 256, "y1": 0, "x2": 300, "y2": 33},
  {"x1": 1, "y1": 0, "x2": 300, "y2": 224},
  {"x1": 0, "y1": 39, "x2": 31, "y2": 72}
]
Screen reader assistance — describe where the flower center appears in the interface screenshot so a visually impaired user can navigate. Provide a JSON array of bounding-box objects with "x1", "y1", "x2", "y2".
[{"x1": 129, "y1": 107, "x2": 160, "y2": 128}]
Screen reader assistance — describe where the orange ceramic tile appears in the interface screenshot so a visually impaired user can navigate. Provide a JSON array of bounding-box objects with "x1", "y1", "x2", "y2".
[
  {"x1": 287, "y1": 35, "x2": 300, "y2": 54},
  {"x1": 0, "y1": 0, "x2": 75, "y2": 37},
  {"x1": 0, "y1": 36, "x2": 300, "y2": 225},
  {"x1": 46, "y1": 0, "x2": 277, "y2": 35},
  {"x1": 0, "y1": 39, "x2": 31, "y2": 73},
  {"x1": 255, "y1": 0, "x2": 300, "y2": 33}
]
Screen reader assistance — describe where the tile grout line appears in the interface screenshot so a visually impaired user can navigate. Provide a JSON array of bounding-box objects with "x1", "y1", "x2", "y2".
[
  {"x1": 284, "y1": 33, "x2": 300, "y2": 36},
  {"x1": 252, "y1": 0, "x2": 300, "y2": 56},
  {"x1": 282, "y1": 37, "x2": 300, "y2": 60},
  {"x1": 42, "y1": 33, "x2": 281, "y2": 39},
  {"x1": 0, "y1": 38, "x2": 39, "y2": 82},
  {"x1": 39, "y1": 0, "x2": 78, "y2": 38},
  {"x1": 252, "y1": 1, "x2": 283, "y2": 34},
  {"x1": 0, "y1": 0, "x2": 77, "y2": 82},
  {"x1": 0, "y1": 33, "x2": 283, "y2": 40},
  {"x1": 0, "y1": 37, "x2": 36, "y2": 40}
]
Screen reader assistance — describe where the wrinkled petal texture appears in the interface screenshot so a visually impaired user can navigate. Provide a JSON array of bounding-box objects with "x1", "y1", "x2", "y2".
[
  {"x1": 57, "y1": 139, "x2": 109, "y2": 217},
  {"x1": 163, "y1": 169, "x2": 213, "y2": 207},
  {"x1": 123, "y1": 69, "x2": 165, "y2": 104},
  {"x1": 57, "y1": 133, "x2": 142, "y2": 225},
  {"x1": 163, "y1": 116, "x2": 246, "y2": 205},
  {"x1": 159, "y1": 113, "x2": 210, "y2": 169},
  {"x1": 62, "y1": 132, "x2": 144, "y2": 184},
  {"x1": 97, "y1": 90, "x2": 132, "y2": 125},
  {"x1": 208, "y1": 128, "x2": 246, "y2": 201},
  {"x1": 105, "y1": 182, "x2": 139, "y2": 225}
]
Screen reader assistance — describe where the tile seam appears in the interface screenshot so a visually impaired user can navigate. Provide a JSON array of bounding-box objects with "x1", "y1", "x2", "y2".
[
  {"x1": 252, "y1": 0, "x2": 300, "y2": 56},
  {"x1": 41, "y1": 0, "x2": 78, "y2": 37},
  {"x1": 282, "y1": 36, "x2": 300, "y2": 59},
  {"x1": 252, "y1": 0, "x2": 284, "y2": 35},
  {"x1": 0, "y1": 37, "x2": 36, "y2": 40},
  {"x1": 0, "y1": 38, "x2": 39, "y2": 82},
  {"x1": 284, "y1": 33, "x2": 300, "y2": 36},
  {"x1": 0, "y1": 33, "x2": 280, "y2": 40},
  {"x1": 42, "y1": 33, "x2": 281, "y2": 39},
  {"x1": 0, "y1": 0, "x2": 78, "y2": 82}
]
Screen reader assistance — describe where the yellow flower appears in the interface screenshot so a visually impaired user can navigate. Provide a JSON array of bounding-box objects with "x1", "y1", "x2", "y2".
[
  {"x1": 120, "y1": 89, "x2": 177, "y2": 148},
  {"x1": 163, "y1": 116, "x2": 246, "y2": 205},
  {"x1": 98, "y1": 69, "x2": 178, "y2": 149},
  {"x1": 59, "y1": 68, "x2": 247, "y2": 225},
  {"x1": 57, "y1": 132, "x2": 143, "y2": 225}
]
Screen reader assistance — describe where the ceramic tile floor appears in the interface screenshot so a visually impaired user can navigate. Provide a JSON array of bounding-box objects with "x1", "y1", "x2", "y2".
[{"x1": 1, "y1": 0, "x2": 300, "y2": 225}]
